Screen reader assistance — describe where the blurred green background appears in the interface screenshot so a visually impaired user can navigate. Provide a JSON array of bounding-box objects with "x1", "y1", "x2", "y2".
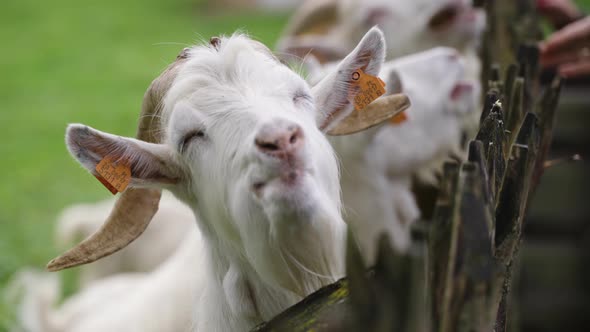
[
  {"x1": 1, "y1": 0, "x2": 589, "y2": 329},
  {"x1": 0, "y1": 0, "x2": 289, "y2": 326}
]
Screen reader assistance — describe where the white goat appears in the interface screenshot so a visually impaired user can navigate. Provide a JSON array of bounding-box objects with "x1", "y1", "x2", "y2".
[
  {"x1": 278, "y1": 0, "x2": 486, "y2": 184},
  {"x1": 278, "y1": 0, "x2": 485, "y2": 68},
  {"x1": 55, "y1": 191, "x2": 193, "y2": 287},
  {"x1": 16, "y1": 28, "x2": 403, "y2": 332},
  {"x1": 327, "y1": 48, "x2": 480, "y2": 261},
  {"x1": 9, "y1": 229, "x2": 200, "y2": 332}
]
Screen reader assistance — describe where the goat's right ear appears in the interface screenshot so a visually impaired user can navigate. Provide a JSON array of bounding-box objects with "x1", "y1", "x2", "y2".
[
  {"x1": 66, "y1": 124, "x2": 183, "y2": 190},
  {"x1": 312, "y1": 27, "x2": 386, "y2": 133}
]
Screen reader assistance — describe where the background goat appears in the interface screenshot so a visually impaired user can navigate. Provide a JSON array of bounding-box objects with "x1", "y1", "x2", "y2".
[
  {"x1": 55, "y1": 191, "x2": 193, "y2": 287},
  {"x1": 278, "y1": 0, "x2": 486, "y2": 183},
  {"x1": 327, "y1": 48, "x2": 480, "y2": 261}
]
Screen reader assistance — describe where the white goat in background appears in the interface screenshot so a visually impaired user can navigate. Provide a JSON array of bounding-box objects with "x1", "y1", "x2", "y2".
[
  {"x1": 278, "y1": 0, "x2": 486, "y2": 184},
  {"x1": 14, "y1": 28, "x2": 399, "y2": 332},
  {"x1": 55, "y1": 191, "x2": 193, "y2": 287},
  {"x1": 10, "y1": 229, "x2": 200, "y2": 332},
  {"x1": 327, "y1": 48, "x2": 479, "y2": 261},
  {"x1": 278, "y1": 0, "x2": 485, "y2": 74}
]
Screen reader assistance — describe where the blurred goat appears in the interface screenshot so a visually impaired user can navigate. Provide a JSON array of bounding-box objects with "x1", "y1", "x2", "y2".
[
  {"x1": 55, "y1": 191, "x2": 193, "y2": 287},
  {"x1": 327, "y1": 48, "x2": 480, "y2": 261},
  {"x1": 278, "y1": 0, "x2": 486, "y2": 183}
]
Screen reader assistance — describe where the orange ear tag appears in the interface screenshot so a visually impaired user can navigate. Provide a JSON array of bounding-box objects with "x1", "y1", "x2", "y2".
[
  {"x1": 95, "y1": 156, "x2": 131, "y2": 195},
  {"x1": 348, "y1": 69, "x2": 387, "y2": 111},
  {"x1": 390, "y1": 110, "x2": 408, "y2": 125}
]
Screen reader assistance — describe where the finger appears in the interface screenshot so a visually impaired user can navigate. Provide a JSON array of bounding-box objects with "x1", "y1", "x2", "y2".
[
  {"x1": 559, "y1": 60, "x2": 590, "y2": 78},
  {"x1": 540, "y1": 44, "x2": 585, "y2": 67},
  {"x1": 541, "y1": 17, "x2": 590, "y2": 54}
]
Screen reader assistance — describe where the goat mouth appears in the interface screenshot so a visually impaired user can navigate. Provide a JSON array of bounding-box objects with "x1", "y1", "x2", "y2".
[
  {"x1": 251, "y1": 168, "x2": 307, "y2": 198},
  {"x1": 450, "y1": 81, "x2": 474, "y2": 101}
]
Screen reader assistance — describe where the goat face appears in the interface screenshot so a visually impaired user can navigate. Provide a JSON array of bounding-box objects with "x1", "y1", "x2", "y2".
[
  {"x1": 331, "y1": 47, "x2": 478, "y2": 182},
  {"x1": 341, "y1": 0, "x2": 486, "y2": 56},
  {"x1": 383, "y1": 47, "x2": 478, "y2": 123},
  {"x1": 61, "y1": 29, "x2": 387, "y2": 295},
  {"x1": 372, "y1": 47, "x2": 480, "y2": 177}
]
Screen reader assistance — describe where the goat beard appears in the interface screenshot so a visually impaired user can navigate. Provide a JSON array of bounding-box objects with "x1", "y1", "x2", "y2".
[{"x1": 264, "y1": 207, "x2": 346, "y2": 297}]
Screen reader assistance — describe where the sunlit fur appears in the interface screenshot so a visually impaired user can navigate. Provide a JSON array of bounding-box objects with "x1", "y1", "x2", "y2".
[
  {"x1": 327, "y1": 48, "x2": 480, "y2": 262},
  {"x1": 13, "y1": 30, "x2": 386, "y2": 332}
]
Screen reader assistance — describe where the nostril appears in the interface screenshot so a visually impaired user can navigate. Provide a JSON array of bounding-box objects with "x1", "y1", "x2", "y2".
[
  {"x1": 255, "y1": 122, "x2": 304, "y2": 157},
  {"x1": 288, "y1": 126, "x2": 303, "y2": 146},
  {"x1": 256, "y1": 140, "x2": 280, "y2": 152}
]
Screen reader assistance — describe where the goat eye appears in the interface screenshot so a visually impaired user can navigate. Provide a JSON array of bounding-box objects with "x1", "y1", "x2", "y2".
[
  {"x1": 293, "y1": 92, "x2": 312, "y2": 106},
  {"x1": 180, "y1": 130, "x2": 205, "y2": 153}
]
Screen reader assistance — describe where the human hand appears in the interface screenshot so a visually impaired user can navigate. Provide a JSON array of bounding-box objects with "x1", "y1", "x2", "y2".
[
  {"x1": 536, "y1": 0, "x2": 582, "y2": 28},
  {"x1": 539, "y1": 16, "x2": 590, "y2": 78}
]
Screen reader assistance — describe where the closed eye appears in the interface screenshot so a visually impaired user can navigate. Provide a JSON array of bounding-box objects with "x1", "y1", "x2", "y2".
[
  {"x1": 293, "y1": 91, "x2": 312, "y2": 107},
  {"x1": 179, "y1": 130, "x2": 205, "y2": 153}
]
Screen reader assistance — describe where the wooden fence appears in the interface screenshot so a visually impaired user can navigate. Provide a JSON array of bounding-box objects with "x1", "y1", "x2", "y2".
[{"x1": 251, "y1": 1, "x2": 587, "y2": 331}]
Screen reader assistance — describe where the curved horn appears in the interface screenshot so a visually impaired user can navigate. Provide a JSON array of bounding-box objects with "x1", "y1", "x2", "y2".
[
  {"x1": 276, "y1": 0, "x2": 341, "y2": 63},
  {"x1": 282, "y1": 0, "x2": 338, "y2": 37},
  {"x1": 46, "y1": 49, "x2": 191, "y2": 272},
  {"x1": 327, "y1": 94, "x2": 411, "y2": 136}
]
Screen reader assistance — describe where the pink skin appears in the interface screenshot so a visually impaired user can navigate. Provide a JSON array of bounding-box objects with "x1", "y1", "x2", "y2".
[
  {"x1": 539, "y1": 16, "x2": 590, "y2": 78},
  {"x1": 451, "y1": 82, "x2": 474, "y2": 101},
  {"x1": 253, "y1": 121, "x2": 307, "y2": 194}
]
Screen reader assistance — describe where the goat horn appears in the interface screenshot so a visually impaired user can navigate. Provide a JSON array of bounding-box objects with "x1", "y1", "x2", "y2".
[
  {"x1": 46, "y1": 49, "x2": 190, "y2": 272},
  {"x1": 281, "y1": 0, "x2": 338, "y2": 37},
  {"x1": 327, "y1": 93, "x2": 411, "y2": 136}
]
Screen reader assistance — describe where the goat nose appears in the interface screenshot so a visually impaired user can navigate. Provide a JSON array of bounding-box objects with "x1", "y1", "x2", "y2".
[{"x1": 255, "y1": 121, "x2": 304, "y2": 158}]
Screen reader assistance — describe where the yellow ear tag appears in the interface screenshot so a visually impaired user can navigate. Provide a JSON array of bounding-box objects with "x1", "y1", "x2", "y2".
[
  {"x1": 390, "y1": 110, "x2": 408, "y2": 125},
  {"x1": 348, "y1": 69, "x2": 387, "y2": 111},
  {"x1": 95, "y1": 156, "x2": 131, "y2": 195}
]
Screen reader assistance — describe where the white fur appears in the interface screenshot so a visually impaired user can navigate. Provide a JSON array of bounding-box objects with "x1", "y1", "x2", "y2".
[
  {"x1": 10, "y1": 230, "x2": 201, "y2": 332},
  {"x1": 15, "y1": 30, "x2": 387, "y2": 332},
  {"x1": 279, "y1": 0, "x2": 486, "y2": 182},
  {"x1": 278, "y1": 0, "x2": 485, "y2": 60},
  {"x1": 55, "y1": 191, "x2": 194, "y2": 287}
]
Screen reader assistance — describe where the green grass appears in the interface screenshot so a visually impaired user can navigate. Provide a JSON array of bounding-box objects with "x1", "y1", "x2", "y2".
[
  {"x1": 2, "y1": 0, "x2": 590, "y2": 329},
  {"x1": 0, "y1": 0, "x2": 288, "y2": 328},
  {"x1": 579, "y1": 0, "x2": 590, "y2": 11}
]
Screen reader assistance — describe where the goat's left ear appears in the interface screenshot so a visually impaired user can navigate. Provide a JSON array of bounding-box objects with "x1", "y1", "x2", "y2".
[
  {"x1": 66, "y1": 124, "x2": 183, "y2": 190},
  {"x1": 312, "y1": 26, "x2": 386, "y2": 133}
]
